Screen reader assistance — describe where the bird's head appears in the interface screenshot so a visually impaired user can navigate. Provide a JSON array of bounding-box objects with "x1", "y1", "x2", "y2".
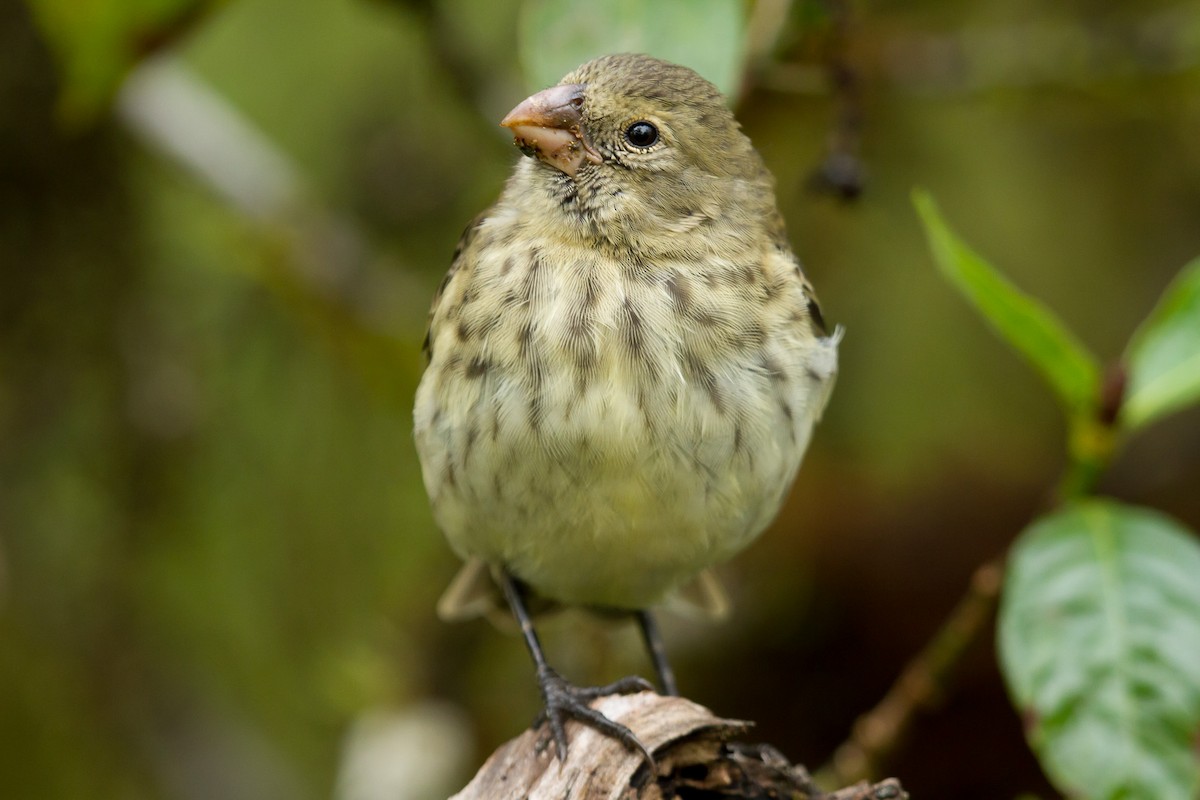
[{"x1": 500, "y1": 54, "x2": 776, "y2": 254}]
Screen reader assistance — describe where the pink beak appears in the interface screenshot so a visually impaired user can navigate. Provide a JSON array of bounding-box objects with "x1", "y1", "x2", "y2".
[{"x1": 500, "y1": 83, "x2": 603, "y2": 177}]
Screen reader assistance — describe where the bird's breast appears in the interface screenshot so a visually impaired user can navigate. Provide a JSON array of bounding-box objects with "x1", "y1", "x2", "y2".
[{"x1": 413, "y1": 232, "x2": 835, "y2": 607}]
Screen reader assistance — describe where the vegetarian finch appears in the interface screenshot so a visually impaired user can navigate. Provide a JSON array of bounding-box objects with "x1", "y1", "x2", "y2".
[{"x1": 413, "y1": 53, "x2": 838, "y2": 762}]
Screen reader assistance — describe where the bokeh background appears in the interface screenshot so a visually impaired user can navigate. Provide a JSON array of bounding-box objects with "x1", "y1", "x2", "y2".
[{"x1": 3, "y1": 0, "x2": 1200, "y2": 797}]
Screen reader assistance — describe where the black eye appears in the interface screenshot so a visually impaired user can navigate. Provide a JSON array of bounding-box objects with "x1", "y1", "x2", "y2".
[{"x1": 625, "y1": 121, "x2": 658, "y2": 148}]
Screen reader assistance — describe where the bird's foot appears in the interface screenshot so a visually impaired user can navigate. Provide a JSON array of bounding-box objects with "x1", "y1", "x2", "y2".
[{"x1": 534, "y1": 667, "x2": 656, "y2": 767}]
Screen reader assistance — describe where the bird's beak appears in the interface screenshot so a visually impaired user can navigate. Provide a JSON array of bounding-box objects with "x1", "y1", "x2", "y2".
[{"x1": 500, "y1": 83, "x2": 603, "y2": 177}]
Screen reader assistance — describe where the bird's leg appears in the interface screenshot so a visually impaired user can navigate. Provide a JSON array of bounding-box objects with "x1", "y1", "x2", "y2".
[
  {"x1": 636, "y1": 609, "x2": 678, "y2": 696},
  {"x1": 499, "y1": 571, "x2": 656, "y2": 766}
]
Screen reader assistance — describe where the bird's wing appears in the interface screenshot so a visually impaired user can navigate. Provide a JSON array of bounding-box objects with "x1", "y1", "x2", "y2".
[
  {"x1": 800, "y1": 276, "x2": 830, "y2": 337},
  {"x1": 437, "y1": 558, "x2": 574, "y2": 628},
  {"x1": 765, "y1": 207, "x2": 830, "y2": 339},
  {"x1": 421, "y1": 211, "x2": 487, "y2": 363},
  {"x1": 766, "y1": 236, "x2": 840, "y2": 423},
  {"x1": 436, "y1": 557, "x2": 501, "y2": 621},
  {"x1": 664, "y1": 568, "x2": 731, "y2": 620}
]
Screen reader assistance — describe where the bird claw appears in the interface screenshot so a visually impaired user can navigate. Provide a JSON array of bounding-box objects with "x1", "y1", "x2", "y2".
[
  {"x1": 534, "y1": 667, "x2": 656, "y2": 769},
  {"x1": 563, "y1": 674, "x2": 656, "y2": 703}
]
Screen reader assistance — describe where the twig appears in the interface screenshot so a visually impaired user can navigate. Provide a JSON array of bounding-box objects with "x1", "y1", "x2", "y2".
[
  {"x1": 817, "y1": 559, "x2": 1004, "y2": 787},
  {"x1": 806, "y1": 0, "x2": 867, "y2": 200}
]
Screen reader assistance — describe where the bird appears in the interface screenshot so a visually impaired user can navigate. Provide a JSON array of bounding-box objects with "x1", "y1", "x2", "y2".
[{"x1": 413, "y1": 53, "x2": 838, "y2": 765}]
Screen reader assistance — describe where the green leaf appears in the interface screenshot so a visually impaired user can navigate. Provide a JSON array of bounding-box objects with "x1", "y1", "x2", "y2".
[
  {"x1": 1122, "y1": 255, "x2": 1200, "y2": 430},
  {"x1": 518, "y1": 0, "x2": 745, "y2": 100},
  {"x1": 913, "y1": 189, "x2": 1101, "y2": 417},
  {"x1": 25, "y1": 0, "x2": 214, "y2": 125},
  {"x1": 998, "y1": 500, "x2": 1200, "y2": 800}
]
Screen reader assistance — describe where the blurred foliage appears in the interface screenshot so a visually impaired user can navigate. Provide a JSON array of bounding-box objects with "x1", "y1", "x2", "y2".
[
  {"x1": 519, "y1": 0, "x2": 745, "y2": 97},
  {"x1": 1000, "y1": 502, "x2": 1200, "y2": 800},
  {"x1": 915, "y1": 191, "x2": 1101, "y2": 420},
  {"x1": 918, "y1": 197, "x2": 1200, "y2": 797},
  {"x1": 1124, "y1": 255, "x2": 1200, "y2": 429},
  {"x1": 4, "y1": 0, "x2": 1200, "y2": 798},
  {"x1": 25, "y1": 0, "x2": 219, "y2": 124}
]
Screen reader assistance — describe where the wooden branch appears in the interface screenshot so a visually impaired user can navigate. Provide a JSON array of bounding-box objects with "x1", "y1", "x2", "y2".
[
  {"x1": 451, "y1": 692, "x2": 908, "y2": 800},
  {"x1": 819, "y1": 560, "x2": 1003, "y2": 787}
]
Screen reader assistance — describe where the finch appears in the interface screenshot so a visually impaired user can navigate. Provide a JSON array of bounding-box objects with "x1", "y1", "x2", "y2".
[{"x1": 413, "y1": 53, "x2": 838, "y2": 762}]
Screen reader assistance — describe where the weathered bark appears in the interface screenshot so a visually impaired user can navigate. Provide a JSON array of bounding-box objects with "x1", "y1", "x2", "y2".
[{"x1": 451, "y1": 693, "x2": 908, "y2": 800}]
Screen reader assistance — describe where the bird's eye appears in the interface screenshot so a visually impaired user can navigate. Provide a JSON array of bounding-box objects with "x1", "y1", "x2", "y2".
[{"x1": 624, "y1": 121, "x2": 659, "y2": 148}]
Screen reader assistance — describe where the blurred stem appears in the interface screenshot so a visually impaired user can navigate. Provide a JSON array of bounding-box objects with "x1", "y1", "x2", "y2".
[
  {"x1": 743, "y1": 0, "x2": 795, "y2": 78},
  {"x1": 743, "y1": 0, "x2": 867, "y2": 199},
  {"x1": 1057, "y1": 419, "x2": 1116, "y2": 501},
  {"x1": 816, "y1": 560, "x2": 1004, "y2": 789},
  {"x1": 118, "y1": 56, "x2": 415, "y2": 407},
  {"x1": 406, "y1": 0, "x2": 507, "y2": 117},
  {"x1": 1058, "y1": 362, "x2": 1125, "y2": 501},
  {"x1": 821, "y1": 363, "x2": 1127, "y2": 785},
  {"x1": 806, "y1": 0, "x2": 866, "y2": 201}
]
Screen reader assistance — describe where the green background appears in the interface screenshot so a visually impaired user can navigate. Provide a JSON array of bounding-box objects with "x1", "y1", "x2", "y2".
[{"x1": 3, "y1": 0, "x2": 1200, "y2": 797}]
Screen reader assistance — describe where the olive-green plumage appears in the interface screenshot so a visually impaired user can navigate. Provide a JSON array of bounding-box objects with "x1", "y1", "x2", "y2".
[{"x1": 415, "y1": 53, "x2": 838, "y2": 617}]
